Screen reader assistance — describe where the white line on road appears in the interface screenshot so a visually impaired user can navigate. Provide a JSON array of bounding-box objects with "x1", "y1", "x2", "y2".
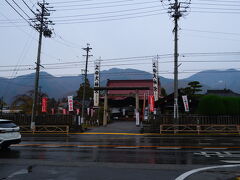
[
  {"x1": 157, "y1": 147, "x2": 181, "y2": 150},
  {"x1": 115, "y1": 147, "x2": 139, "y2": 149},
  {"x1": 221, "y1": 160, "x2": 240, "y2": 163},
  {"x1": 77, "y1": 146, "x2": 97, "y2": 148},
  {"x1": 221, "y1": 143, "x2": 233, "y2": 145},
  {"x1": 202, "y1": 148, "x2": 228, "y2": 150},
  {"x1": 175, "y1": 164, "x2": 240, "y2": 180},
  {"x1": 198, "y1": 143, "x2": 211, "y2": 145}
]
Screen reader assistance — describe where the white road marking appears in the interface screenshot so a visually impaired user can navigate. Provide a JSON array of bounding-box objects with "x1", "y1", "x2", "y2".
[
  {"x1": 115, "y1": 147, "x2": 139, "y2": 149},
  {"x1": 175, "y1": 164, "x2": 240, "y2": 180},
  {"x1": 41, "y1": 145, "x2": 60, "y2": 148},
  {"x1": 221, "y1": 160, "x2": 240, "y2": 163},
  {"x1": 203, "y1": 148, "x2": 228, "y2": 150},
  {"x1": 157, "y1": 147, "x2": 181, "y2": 150},
  {"x1": 194, "y1": 151, "x2": 233, "y2": 158},
  {"x1": 194, "y1": 152, "x2": 211, "y2": 158},
  {"x1": 198, "y1": 143, "x2": 211, "y2": 145},
  {"x1": 8, "y1": 169, "x2": 29, "y2": 178},
  {"x1": 221, "y1": 143, "x2": 233, "y2": 145},
  {"x1": 77, "y1": 146, "x2": 97, "y2": 148}
]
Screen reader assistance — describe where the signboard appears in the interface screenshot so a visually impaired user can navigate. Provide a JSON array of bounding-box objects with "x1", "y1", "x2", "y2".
[
  {"x1": 94, "y1": 60, "x2": 100, "y2": 106},
  {"x1": 41, "y1": 97, "x2": 48, "y2": 113},
  {"x1": 182, "y1": 95, "x2": 190, "y2": 112},
  {"x1": 68, "y1": 96, "x2": 73, "y2": 111},
  {"x1": 152, "y1": 58, "x2": 159, "y2": 101},
  {"x1": 149, "y1": 95, "x2": 155, "y2": 112}
]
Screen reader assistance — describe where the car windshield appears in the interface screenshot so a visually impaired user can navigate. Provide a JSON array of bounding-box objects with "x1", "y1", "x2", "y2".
[{"x1": 0, "y1": 121, "x2": 17, "y2": 128}]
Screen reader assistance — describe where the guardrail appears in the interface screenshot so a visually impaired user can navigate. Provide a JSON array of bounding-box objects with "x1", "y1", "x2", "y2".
[
  {"x1": 160, "y1": 124, "x2": 240, "y2": 134},
  {"x1": 20, "y1": 125, "x2": 69, "y2": 135}
]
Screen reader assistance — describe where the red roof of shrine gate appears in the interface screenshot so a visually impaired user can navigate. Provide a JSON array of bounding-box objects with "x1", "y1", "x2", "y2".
[{"x1": 106, "y1": 79, "x2": 161, "y2": 100}]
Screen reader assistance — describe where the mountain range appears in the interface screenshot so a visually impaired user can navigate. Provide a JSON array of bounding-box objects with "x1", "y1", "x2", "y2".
[{"x1": 0, "y1": 68, "x2": 239, "y2": 104}]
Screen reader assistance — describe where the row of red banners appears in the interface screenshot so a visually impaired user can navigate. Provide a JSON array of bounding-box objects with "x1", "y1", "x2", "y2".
[{"x1": 42, "y1": 96, "x2": 155, "y2": 113}]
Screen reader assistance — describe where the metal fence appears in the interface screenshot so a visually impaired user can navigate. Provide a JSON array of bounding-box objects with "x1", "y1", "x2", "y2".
[
  {"x1": 143, "y1": 114, "x2": 240, "y2": 133},
  {"x1": 0, "y1": 114, "x2": 75, "y2": 126},
  {"x1": 156, "y1": 115, "x2": 240, "y2": 125}
]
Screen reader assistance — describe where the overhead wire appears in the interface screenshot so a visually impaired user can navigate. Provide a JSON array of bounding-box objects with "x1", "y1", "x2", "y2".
[
  {"x1": 21, "y1": 0, "x2": 36, "y2": 15},
  {"x1": 1, "y1": 68, "x2": 240, "y2": 80},
  {"x1": 54, "y1": 1, "x2": 161, "y2": 11},
  {"x1": 11, "y1": 0, "x2": 32, "y2": 19},
  {"x1": 4, "y1": 0, "x2": 34, "y2": 27}
]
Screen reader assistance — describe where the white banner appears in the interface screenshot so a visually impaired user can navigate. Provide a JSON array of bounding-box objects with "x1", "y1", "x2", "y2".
[
  {"x1": 94, "y1": 60, "x2": 100, "y2": 106},
  {"x1": 152, "y1": 58, "x2": 159, "y2": 101},
  {"x1": 68, "y1": 96, "x2": 73, "y2": 111},
  {"x1": 182, "y1": 95, "x2": 190, "y2": 112},
  {"x1": 136, "y1": 112, "x2": 140, "y2": 126}
]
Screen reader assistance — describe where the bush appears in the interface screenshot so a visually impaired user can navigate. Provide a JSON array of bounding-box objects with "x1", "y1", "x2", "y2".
[
  {"x1": 197, "y1": 95, "x2": 226, "y2": 115},
  {"x1": 197, "y1": 95, "x2": 240, "y2": 115},
  {"x1": 222, "y1": 97, "x2": 240, "y2": 115}
]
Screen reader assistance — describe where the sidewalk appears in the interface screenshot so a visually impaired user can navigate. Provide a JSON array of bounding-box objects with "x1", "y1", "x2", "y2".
[{"x1": 87, "y1": 121, "x2": 141, "y2": 134}]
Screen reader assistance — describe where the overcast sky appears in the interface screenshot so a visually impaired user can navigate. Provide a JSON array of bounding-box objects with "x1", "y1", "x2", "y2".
[{"x1": 1, "y1": 0, "x2": 240, "y2": 79}]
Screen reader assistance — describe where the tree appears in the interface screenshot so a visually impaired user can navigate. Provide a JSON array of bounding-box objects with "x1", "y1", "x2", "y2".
[
  {"x1": 181, "y1": 81, "x2": 202, "y2": 96},
  {"x1": 76, "y1": 78, "x2": 93, "y2": 100},
  {"x1": 11, "y1": 90, "x2": 47, "y2": 114},
  {"x1": 188, "y1": 81, "x2": 202, "y2": 94},
  {"x1": 161, "y1": 88, "x2": 167, "y2": 97}
]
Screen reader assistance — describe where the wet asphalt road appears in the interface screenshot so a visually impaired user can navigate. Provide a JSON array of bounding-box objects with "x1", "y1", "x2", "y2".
[{"x1": 1, "y1": 122, "x2": 240, "y2": 180}]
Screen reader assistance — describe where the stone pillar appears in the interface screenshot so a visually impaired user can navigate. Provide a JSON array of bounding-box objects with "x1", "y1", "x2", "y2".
[{"x1": 103, "y1": 92, "x2": 108, "y2": 126}]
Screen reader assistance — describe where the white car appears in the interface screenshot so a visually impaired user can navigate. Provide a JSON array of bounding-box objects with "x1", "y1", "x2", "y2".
[{"x1": 0, "y1": 119, "x2": 21, "y2": 149}]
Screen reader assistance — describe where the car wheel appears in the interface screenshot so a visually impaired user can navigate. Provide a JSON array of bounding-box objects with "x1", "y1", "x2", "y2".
[{"x1": 1, "y1": 144, "x2": 10, "y2": 150}]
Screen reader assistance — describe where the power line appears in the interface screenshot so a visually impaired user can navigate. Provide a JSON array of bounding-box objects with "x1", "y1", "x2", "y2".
[
  {"x1": 4, "y1": 0, "x2": 34, "y2": 27},
  {"x1": 54, "y1": 1, "x2": 161, "y2": 11},
  {"x1": 53, "y1": 8, "x2": 164, "y2": 22},
  {"x1": 1, "y1": 51, "x2": 240, "y2": 69},
  {"x1": 21, "y1": 0, "x2": 36, "y2": 15},
  {"x1": 53, "y1": 0, "x2": 149, "y2": 8},
  {"x1": 11, "y1": 0, "x2": 32, "y2": 19},
  {"x1": 1, "y1": 68, "x2": 240, "y2": 80},
  {"x1": 51, "y1": 0, "x2": 135, "y2": 5},
  {"x1": 55, "y1": 12, "x2": 166, "y2": 24},
  {"x1": 194, "y1": 0, "x2": 240, "y2": 3},
  {"x1": 182, "y1": 28, "x2": 240, "y2": 36},
  {"x1": 52, "y1": 5, "x2": 163, "y2": 19}
]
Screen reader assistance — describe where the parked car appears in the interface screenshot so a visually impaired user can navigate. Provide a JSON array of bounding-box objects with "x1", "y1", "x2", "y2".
[{"x1": 0, "y1": 119, "x2": 21, "y2": 149}]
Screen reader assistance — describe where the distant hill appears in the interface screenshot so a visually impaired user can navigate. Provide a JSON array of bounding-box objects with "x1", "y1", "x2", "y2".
[
  {"x1": 0, "y1": 68, "x2": 239, "y2": 104},
  {"x1": 184, "y1": 69, "x2": 240, "y2": 93}
]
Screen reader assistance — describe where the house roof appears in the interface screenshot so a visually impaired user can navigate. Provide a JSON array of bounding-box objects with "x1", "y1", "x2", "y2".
[{"x1": 206, "y1": 89, "x2": 240, "y2": 97}]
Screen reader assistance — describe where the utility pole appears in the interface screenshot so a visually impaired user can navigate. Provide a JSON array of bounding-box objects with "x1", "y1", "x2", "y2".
[
  {"x1": 81, "y1": 44, "x2": 92, "y2": 123},
  {"x1": 30, "y1": 1, "x2": 54, "y2": 130},
  {"x1": 162, "y1": 0, "x2": 191, "y2": 124},
  {"x1": 173, "y1": 0, "x2": 180, "y2": 122}
]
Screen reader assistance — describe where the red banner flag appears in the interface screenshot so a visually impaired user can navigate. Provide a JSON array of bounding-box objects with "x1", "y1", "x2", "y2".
[
  {"x1": 149, "y1": 95, "x2": 155, "y2": 112},
  {"x1": 63, "y1": 109, "x2": 66, "y2": 115},
  {"x1": 42, "y1": 97, "x2": 48, "y2": 113},
  {"x1": 51, "y1": 108, "x2": 55, "y2": 115},
  {"x1": 68, "y1": 96, "x2": 74, "y2": 112}
]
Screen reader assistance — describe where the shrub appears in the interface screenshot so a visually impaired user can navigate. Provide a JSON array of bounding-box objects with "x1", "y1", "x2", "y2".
[{"x1": 197, "y1": 95, "x2": 226, "y2": 115}]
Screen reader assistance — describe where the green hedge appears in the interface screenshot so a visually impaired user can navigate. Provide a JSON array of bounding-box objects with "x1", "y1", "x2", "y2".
[{"x1": 197, "y1": 95, "x2": 240, "y2": 115}]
